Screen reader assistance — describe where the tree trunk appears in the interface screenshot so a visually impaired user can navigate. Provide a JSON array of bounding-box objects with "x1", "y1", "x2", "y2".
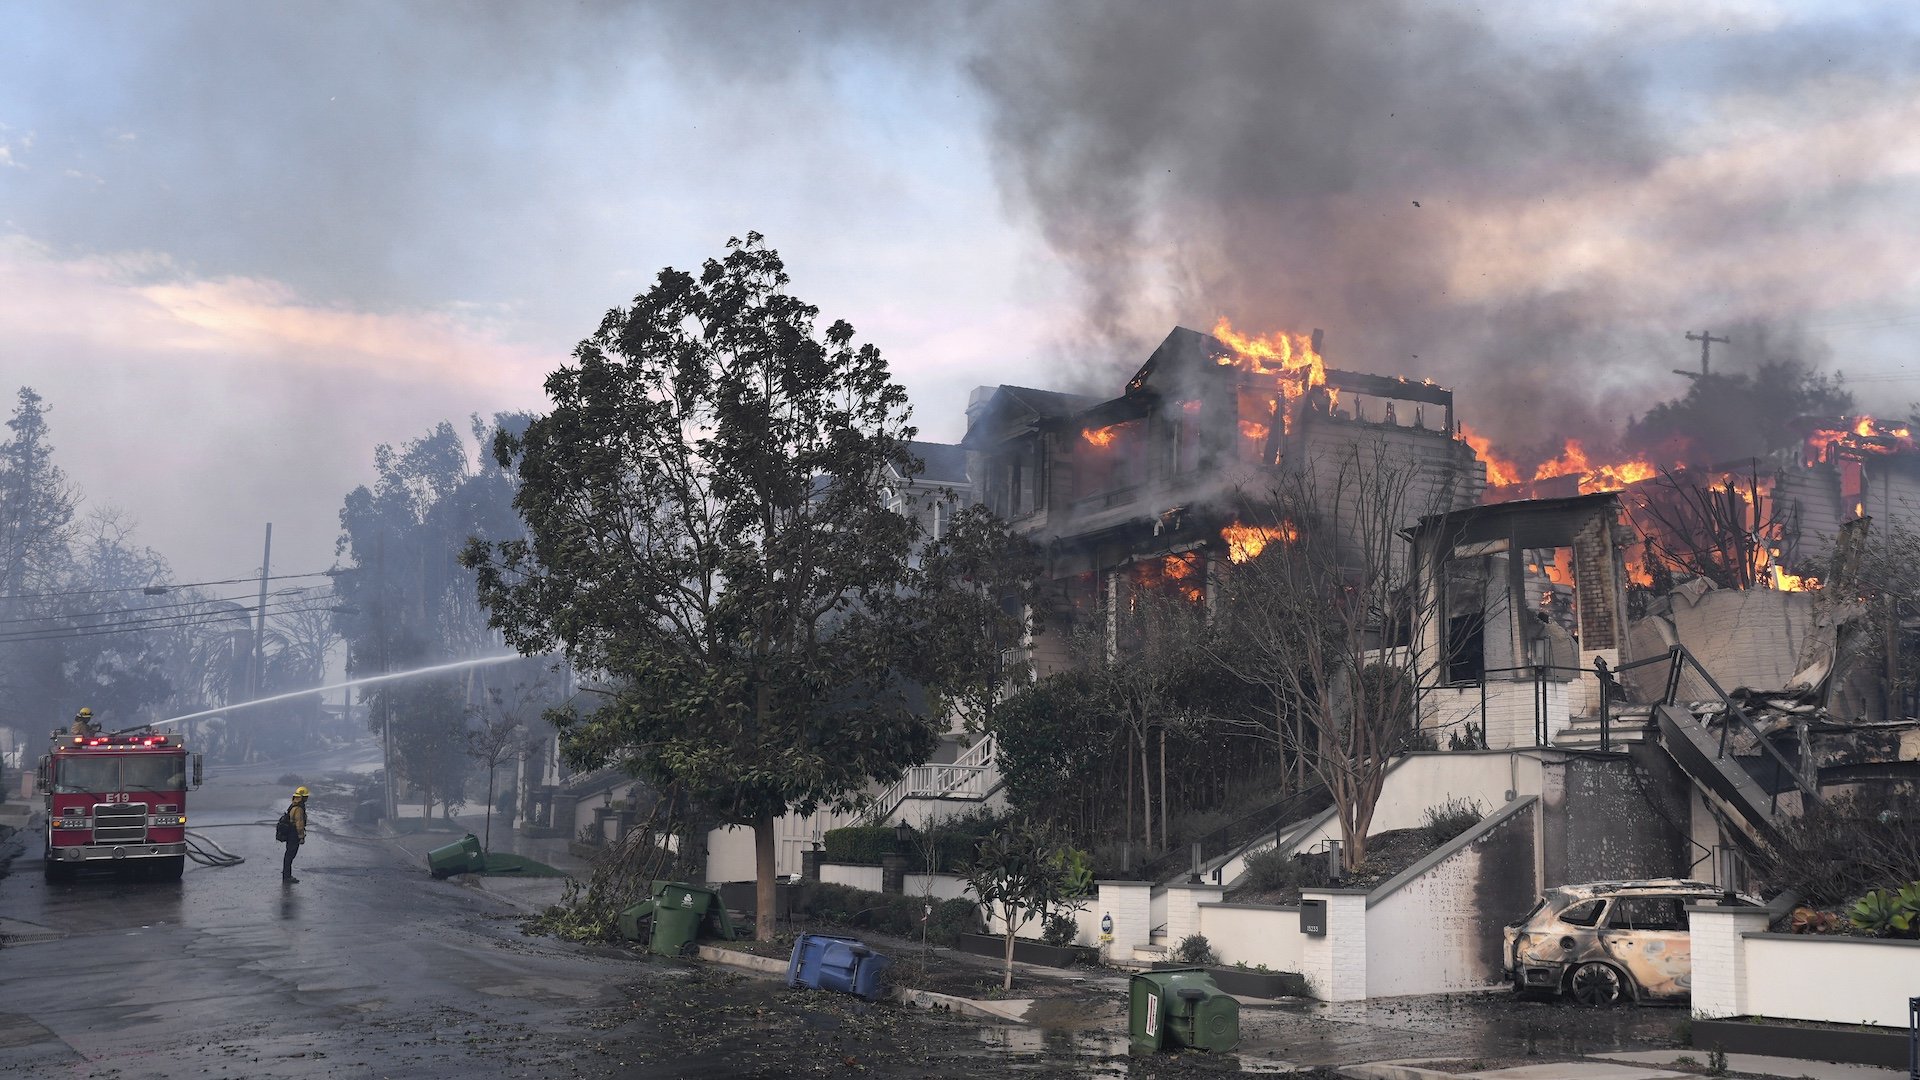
[
  {"x1": 1158, "y1": 727, "x2": 1168, "y2": 852},
  {"x1": 483, "y1": 766, "x2": 496, "y2": 855},
  {"x1": 1138, "y1": 727, "x2": 1152, "y2": 855},
  {"x1": 754, "y1": 811, "x2": 777, "y2": 942},
  {"x1": 1001, "y1": 902, "x2": 1018, "y2": 991}
]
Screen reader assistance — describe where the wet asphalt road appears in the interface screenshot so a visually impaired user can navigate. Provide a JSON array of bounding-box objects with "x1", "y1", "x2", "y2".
[
  {"x1": 0, "y1": 750, "x2": 660, "y2": 1079},
  {"x1": 0, "y1": 747, "x2": 1686, "y2": 1078}
]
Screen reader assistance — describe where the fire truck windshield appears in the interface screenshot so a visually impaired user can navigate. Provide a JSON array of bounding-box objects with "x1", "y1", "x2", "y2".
[{"x1": 55, "y1": 754, "x2": 185, "y2": 794}]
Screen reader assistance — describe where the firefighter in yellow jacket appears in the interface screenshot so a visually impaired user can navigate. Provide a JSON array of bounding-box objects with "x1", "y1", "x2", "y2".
[{"x1": 281, "y1": 786, "x2": 309, "y2": 883}]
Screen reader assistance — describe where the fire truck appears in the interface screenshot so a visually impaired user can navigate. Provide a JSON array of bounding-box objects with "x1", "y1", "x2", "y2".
[{"x1": 36, "y1": 728, "x2": 202, "y2": 882}]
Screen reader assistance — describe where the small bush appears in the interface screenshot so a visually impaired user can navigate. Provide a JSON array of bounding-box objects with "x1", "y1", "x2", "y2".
[
  {"x1": 794, "y1": 882, "x2": 982, "y2": 946},
  {"x1": 1173, "y1": 933, "x2": 1216, "y2": 965},
  {"x1": 1241, "y1": 848, "x2": 1328, "y2": 892},
  {"x1": 277, "y1": 773, "x2": 306, "y2": 789},
  {"x1": 927, "y1": 898, "x2": 983, "y2": 945},
  {"x1": 1849, "y1": 882, "x2": 1920, "y2": 938},
  {"x1": 1421, "y1": 798, "x2": 1484, "y2": 847},
  {"x1": 822, "y1": 826, "x2": 899, "y2": 865},
  {"x1": 1041, "y1": 912, "x2": 1078, "y2": 947}
]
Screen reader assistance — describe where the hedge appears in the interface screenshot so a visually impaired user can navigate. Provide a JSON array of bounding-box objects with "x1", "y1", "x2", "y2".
[
  {"x1": 822, "y1": 825, "x2": 988, "y2": 872},
  {"x1": 822, "y1": 826, "x2": 899, "y2": 865},
  {"x1": 794, "y1": 882, "x2": 982, "y2": 946}
]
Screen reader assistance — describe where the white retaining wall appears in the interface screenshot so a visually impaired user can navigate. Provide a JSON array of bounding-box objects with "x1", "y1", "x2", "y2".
[
  {"x1": 1282, "y1": 751, "x2": 1546, "y2": 859},
  {"x1": 1363, "y1": 797, "x2": 1537, "y2": 997},
  {"x1": 902, "y1": 872, "x2": 971, "y2": 901},
  {"x1": 1196, "y1": 903, "x2": 1304, "y2": 973},
  {"x1": 1301, "y1": 890, "x2": 1370, "y2": 1001},
  {"x1": 1098, "y1": 880, "x2": 1153, "y2": 958},
  {"x1": 1161, "y1": 883, "x2": 1224, "y2": 951},
  {"x1": 818, "y1": 862, "x2": 886, "y2": 892},
  {"x1": 1691, "y1": 906, "x2": 1920, "y2": 1028}
]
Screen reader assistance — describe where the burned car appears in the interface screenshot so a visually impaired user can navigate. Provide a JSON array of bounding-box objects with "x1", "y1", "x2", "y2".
[{"x1": 1503, "y1": 880, "x2": 1752, "y2": 1005}]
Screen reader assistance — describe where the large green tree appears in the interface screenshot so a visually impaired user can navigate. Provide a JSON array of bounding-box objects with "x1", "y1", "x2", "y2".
[{"x1": 464, "y1": 234, "x2": 1029, "y2": 939}]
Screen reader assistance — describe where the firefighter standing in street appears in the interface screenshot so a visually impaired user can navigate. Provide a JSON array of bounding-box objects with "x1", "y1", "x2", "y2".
[{"x1": 281, "y1": 786, "x2": 309, "y2": 883}]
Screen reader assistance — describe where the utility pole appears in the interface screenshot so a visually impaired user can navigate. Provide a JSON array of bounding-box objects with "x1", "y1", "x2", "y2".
[
  {"x1": 250, "y1": 523, "x2": 273, "y2": 700},
  {"x1": 377, "y1": 530, "x2": 395, "y2": 822},
  {"x1": 1677, "y1": 331, "x2": 1729, "y2": 380}
]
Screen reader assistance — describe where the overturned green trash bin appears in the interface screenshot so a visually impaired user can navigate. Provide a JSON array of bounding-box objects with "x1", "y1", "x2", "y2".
[
  {"x1": 1129, "y1": 968, "x2": 1239, "y2": 1053},
  {"x1": 645, "y1": 881, "x2": 738, "y2": 957},
  {"x1": 617, "y1": 896, "x2": 657, "y2": 943},
  {"x1": 426, "y1": 834, "x2": 485, "y2": 878}
]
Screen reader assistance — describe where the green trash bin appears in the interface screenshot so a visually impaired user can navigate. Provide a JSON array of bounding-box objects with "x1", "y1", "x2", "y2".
[
  {"x1": 646, "y1": 881, "x2": 739, "y2": 956},
  {"x1": 1129, "y1": 968, "x2": 1239, "y2": 1053},
  {"x1": 617, "y1": 897, "x2": 656, "y2": 943},
  {"x1": 426, "y1": 833, "x2": 485, "y2": 878}
]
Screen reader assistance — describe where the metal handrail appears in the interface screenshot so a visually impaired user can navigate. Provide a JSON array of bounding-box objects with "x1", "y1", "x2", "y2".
[
  {"x1": 1662, "y1": 645, "x2": 1818, "y2": 800},
  {"x1": 1133, "y1": 780, "x2": 1333, "y2": 885}
]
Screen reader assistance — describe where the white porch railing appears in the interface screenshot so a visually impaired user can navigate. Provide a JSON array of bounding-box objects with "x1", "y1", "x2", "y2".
[{"x1": 868, "y1": 733, "x2": 998, "y2": 823}]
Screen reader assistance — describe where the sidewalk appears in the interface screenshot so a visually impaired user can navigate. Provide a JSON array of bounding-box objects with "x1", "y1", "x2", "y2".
[{"x1": 1345, "y1": 1051, "x2": 1907, "y2": 1080}]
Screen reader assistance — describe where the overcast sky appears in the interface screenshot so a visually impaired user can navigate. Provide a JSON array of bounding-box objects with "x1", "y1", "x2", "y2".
[{"x1": 4, "y1": 1, "x2": 1919, "y2": 584}]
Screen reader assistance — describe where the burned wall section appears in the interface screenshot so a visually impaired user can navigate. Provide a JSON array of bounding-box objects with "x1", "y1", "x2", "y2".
[
  {"x1": 968, "y1": 326, "x2": 1483, "y2": 682},
  {"x1": 1365, "y1": 797, "x2": 1540, "y2": 996},
  {"x1": 1409, "y1": 493, "x2": 1628, "y2": 700},
  {"x1": 1572, "y1": 515, "x2": 1620, "y2": 650},
  {"x1": 1536, "y1": 752, "x2": 1691, "y2": 887},
  {"x1": 1470, "y1": 800, "x2": 1541, "y2": 979}
]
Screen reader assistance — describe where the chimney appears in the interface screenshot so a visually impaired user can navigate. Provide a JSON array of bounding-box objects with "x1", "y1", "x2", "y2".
[{"x1": 966, "y1": 385, "x2": 1000, "y2": 437}]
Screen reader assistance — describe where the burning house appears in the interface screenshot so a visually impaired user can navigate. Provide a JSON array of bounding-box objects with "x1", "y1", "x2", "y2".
[{"x1": 963, "y1": 323, "x2": 1482, "y2": 676}]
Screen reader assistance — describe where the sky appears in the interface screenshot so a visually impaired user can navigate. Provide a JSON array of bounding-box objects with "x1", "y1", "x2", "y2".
[{"x1": 3, "y1": 1, "x2": 1920, "y2": 585}]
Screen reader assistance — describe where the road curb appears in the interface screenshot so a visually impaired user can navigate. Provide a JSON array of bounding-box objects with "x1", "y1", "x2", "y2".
[
  {"x1": 697, "y1": 944, "x2": 788, "y2": 976},
  {"x1": 1340, "y1": 1061, "x2": 1471, "y2": 1080},
  {"x1": 696, "y1": 944, "x2": 1037, "y2": 1023},
  {"x1": 894, "y1": 986, "x2": 1033, "y2": 1023}
]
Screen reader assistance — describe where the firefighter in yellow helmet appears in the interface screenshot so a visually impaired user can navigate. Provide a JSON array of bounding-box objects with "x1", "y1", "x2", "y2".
[
  {"x1": 280, "y1": 786, "x2": 310, "y2": 883},
  {"x1": 69, "y1": 707, "x2": 97, "y2": 736}
]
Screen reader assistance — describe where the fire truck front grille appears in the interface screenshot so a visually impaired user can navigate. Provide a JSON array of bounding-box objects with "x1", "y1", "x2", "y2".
[{"x1": 92, "y1": 803, "x2": 149, "y2": 843}]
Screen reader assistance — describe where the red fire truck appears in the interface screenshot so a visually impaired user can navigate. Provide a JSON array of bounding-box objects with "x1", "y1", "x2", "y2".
[{"x1": 36, "y1": 728, "x2": 202, "y2": 882}]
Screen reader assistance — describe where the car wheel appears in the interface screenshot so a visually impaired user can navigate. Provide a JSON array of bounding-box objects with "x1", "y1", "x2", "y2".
[{"x1": 1568, "y1": 962, "x2": 1629, "y2": 1006}]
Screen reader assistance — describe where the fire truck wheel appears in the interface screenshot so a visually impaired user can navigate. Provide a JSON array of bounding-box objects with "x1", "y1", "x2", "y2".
[
  {"x1": 153, "y1": 855, "x2": 185, "y2": 881},
  {"x1": 43, "y1": 858, "x2": 73, "y2": 884}
]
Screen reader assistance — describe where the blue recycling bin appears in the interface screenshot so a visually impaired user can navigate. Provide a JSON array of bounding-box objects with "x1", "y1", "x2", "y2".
[{"x1": 785, "y1": 933, "x2": 891, "y2": 1001}]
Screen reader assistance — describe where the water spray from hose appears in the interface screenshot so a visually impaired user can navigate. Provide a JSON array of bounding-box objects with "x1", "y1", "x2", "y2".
[{"x1": 139, "y1": 653, "x2": 535, "y2": 731}]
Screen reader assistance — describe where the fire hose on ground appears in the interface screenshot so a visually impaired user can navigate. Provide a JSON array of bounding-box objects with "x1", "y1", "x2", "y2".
[{"x1": 184, "y1": 829, "x2": 246, "y2": 868}]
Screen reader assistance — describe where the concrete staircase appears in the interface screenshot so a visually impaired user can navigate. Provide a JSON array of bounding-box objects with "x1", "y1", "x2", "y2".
[{"x1": 1554, "y1": 703, "x2": 1655, "y2": 750}]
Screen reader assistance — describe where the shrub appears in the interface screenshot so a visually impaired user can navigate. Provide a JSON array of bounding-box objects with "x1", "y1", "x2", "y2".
[
  {"x1": 1041, "y1": 912, "x2": 1078, "y2": 947},
  {"x1": 1173, "y1": 933, "x2": 1216, "y2": 965},
  {"x1": 1421, "y1": 798, "x2": 1484, "y2": 847},
  {"x1": 927, "y1": 898, "x2": 983, "y2": 945},
  {"x1": 1241, "y1": 848, "x2": 1328, "y2": 892},
  {"x1": 1788, "y1": 906, "x2": 1842, "y2": 934},
  {"x1": 1754, "y1": 792, "x2": 1920, "y2": 905},
  {"x1": 794, "y1": 882, "x2": 982, "y2": 946},
  {"x1": 822, "y1": 826, "x2": 899, "y2": 865},
  {"x1": 1849, "y1": 882, "x2": 1920, "y2": 938}
]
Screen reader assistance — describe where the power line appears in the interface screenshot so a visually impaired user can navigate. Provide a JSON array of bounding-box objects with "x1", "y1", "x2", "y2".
[
  {"x1": 0, "y1": 569, "x2": 338, "y2": 604},
  {"x1": 0, "y1": 584, "x2": 333, "y2": 629},
  {"x1": 0, "y1": 596, "x2": 343, "y2": 646}
]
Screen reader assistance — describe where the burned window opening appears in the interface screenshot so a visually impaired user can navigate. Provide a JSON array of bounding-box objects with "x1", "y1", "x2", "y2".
[{"x1": 1443, "y1": 556, "x2": 1493, "y2": 684}]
